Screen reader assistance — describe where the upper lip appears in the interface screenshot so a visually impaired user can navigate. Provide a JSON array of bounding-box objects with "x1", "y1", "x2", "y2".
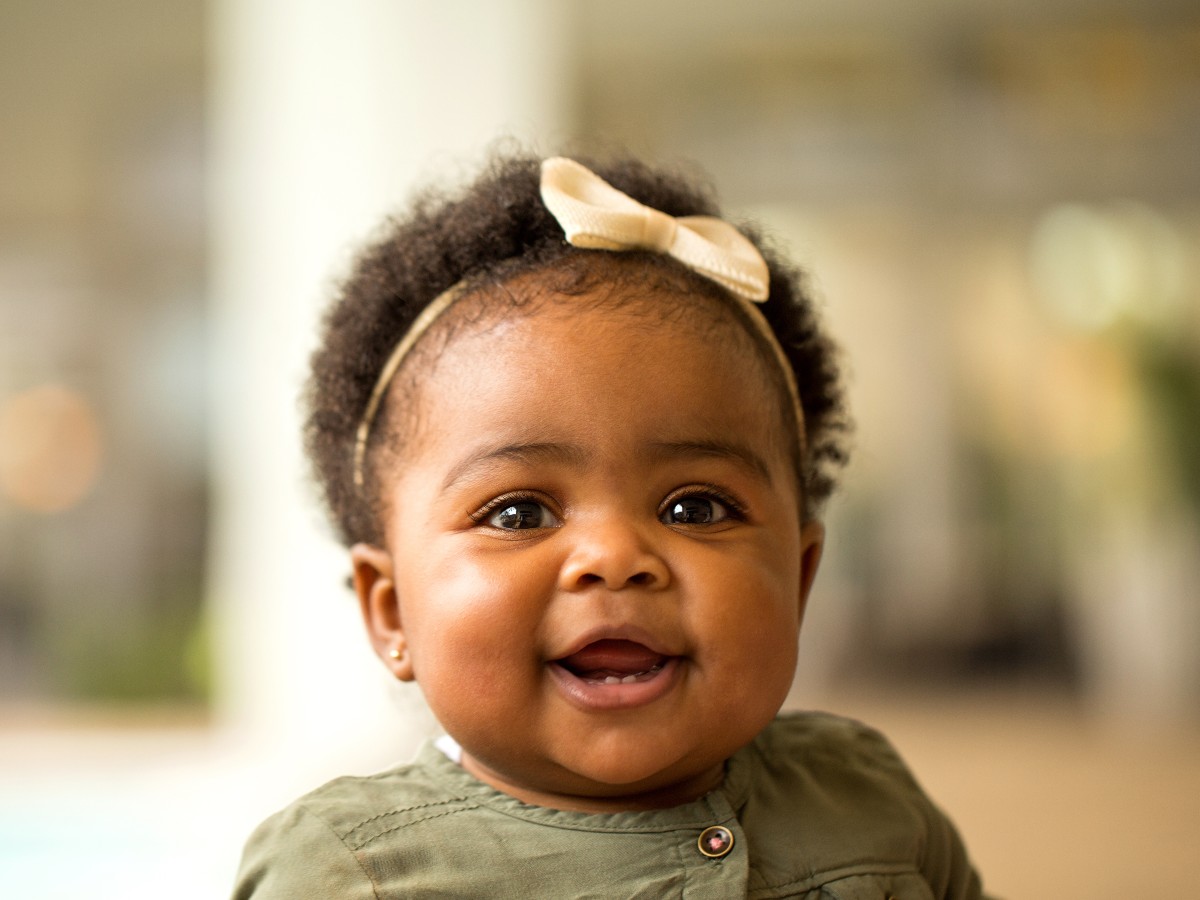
[{"x1": 548, "y1": 624, "x2": 682, "y2": 662}]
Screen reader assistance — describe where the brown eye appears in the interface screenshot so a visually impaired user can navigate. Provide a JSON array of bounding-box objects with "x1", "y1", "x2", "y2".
[
  {"x1": 486, "y1": 500, "x2": 560, "y2": 530},
  {"x1": 661, "y1": 496, "x2": 728, "y2": 525}
]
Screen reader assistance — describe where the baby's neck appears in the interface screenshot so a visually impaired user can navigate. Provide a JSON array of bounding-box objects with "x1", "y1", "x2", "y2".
[{"x1": 456, "y1": 748, "x2": 727, "y2": 814}]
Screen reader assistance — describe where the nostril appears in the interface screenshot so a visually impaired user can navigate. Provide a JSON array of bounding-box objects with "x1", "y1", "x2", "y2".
[{"x1": 558, "y1": 534, "x2": 670, "y2": 592}]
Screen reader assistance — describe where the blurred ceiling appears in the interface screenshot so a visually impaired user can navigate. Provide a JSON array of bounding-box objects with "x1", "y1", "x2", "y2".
[
  {"x1": 572, "y1": 2, "x2": 1200, "y2": 208},
  {"x1": 575, "y1": 0, "x2": 1199, "y2": 50}
]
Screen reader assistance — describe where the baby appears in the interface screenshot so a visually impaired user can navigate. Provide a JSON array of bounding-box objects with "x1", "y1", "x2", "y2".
[{"x1": 233, "y1": 154, "x2": 986, "y2": 898}]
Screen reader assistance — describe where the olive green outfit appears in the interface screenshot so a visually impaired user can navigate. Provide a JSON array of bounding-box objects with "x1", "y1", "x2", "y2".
[{"x1": 233, "y1": 712, "x2": 984, "y2": 899}]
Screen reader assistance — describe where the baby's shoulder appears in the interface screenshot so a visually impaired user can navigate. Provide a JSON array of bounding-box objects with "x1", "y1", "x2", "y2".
[
  {"x1": 232, "y1": 752, "x2": 477, "y2": 898},
  {"x1": 755, "y1": 710, "x2": 915, "y2": 773},
  {"x1": 279, "y1": 752, "x2": 475, "y2": 845},
  {"x1": 737, "y1": 711, "x2": 984, "y2": 896},
  {"x1": 750, "y1": 710, "x2": 928, "y2": 797},
  {"x1": 743, "y1": 711, "x2": 941, "y2": 838}
]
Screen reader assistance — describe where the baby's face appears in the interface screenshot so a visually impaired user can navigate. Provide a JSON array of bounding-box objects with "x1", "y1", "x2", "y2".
[{"x1": 353, "y1": 288, "x2": 823, "y2": 812}]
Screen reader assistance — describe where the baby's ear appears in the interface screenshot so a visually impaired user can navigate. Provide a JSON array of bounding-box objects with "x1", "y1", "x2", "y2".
[
  {"x1": 349, "y1": 543, "x2": 414, "y2": 682},
  {"x1": 796, "y1": 520, "x2": 825, "y2": 621}
]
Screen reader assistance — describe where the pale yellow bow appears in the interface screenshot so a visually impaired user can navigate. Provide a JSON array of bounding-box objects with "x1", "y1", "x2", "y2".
[
  {"x1": 539, "y1": 157, "x2": 770, "y2": 302},
  {"x1": 354, "y1": 157, "x2": 795, "y2": 489}
]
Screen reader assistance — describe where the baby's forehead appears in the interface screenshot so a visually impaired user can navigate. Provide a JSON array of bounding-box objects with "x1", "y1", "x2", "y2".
[
  {"x1": 407, "y1": 283, "x2": 795, "y2": 454},
  {"x1": 367, "y1": 255, "x2": 808, "y2": 521}
]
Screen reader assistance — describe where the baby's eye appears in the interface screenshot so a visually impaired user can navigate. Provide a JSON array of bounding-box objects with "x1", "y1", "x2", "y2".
[
  {"x1": 660, "y1": 494, "x2": 734, "y2": 526},
  {"x1": 484, "y1": 499, "x2": 561, "y2": 530}
]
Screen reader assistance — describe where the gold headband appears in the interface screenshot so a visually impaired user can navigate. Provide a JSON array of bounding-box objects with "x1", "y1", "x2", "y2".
[{"x1": 352, "y1": 157, "x2": 804, "y2": 489}]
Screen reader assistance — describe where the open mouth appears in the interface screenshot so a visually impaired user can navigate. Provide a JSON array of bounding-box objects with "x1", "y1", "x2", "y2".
[{"x1": 553, "y1": 639, "x2": 670, "y2": 686}]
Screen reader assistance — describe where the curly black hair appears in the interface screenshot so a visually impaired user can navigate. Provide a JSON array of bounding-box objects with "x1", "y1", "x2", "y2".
[{"x1": 304, "y1": 152, "x2": 850, "y2": 546}]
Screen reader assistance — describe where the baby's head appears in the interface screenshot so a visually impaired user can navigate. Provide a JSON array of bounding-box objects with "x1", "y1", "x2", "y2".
[{"x1": 304, "y1": 152, "x2": 849, "y2": 811}]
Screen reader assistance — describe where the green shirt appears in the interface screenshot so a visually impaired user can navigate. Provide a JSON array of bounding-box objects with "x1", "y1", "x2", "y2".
[{"x1": 233, "y1": 712, "x2": 984, "y2": 899}]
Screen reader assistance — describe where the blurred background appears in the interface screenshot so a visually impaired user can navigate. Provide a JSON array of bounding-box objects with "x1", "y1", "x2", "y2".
[{"x1": 1, "y1": 0, "x2": 1198, "y2": 896}]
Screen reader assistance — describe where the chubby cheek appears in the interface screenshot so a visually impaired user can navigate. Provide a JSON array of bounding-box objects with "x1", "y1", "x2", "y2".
[
  {"x1": 407, "y1": 619, "x2": 533, "y2": 746},
  {"x1": 688, "y1": 558, "x2": 802, "y2": 703},
  {"x1": 709, "y1": 616, "x2": 798, "y2": 712},
  {"x1": 399, "y1": 549, "x2": 551, "y2": 719}
]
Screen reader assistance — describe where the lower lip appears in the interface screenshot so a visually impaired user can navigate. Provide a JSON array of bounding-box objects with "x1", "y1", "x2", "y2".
[{"x1": 547, "y1": 657, "x2": 682, "y2": 711}]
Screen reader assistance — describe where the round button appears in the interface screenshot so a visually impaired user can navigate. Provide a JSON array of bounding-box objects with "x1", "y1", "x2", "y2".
[{"x1": 696, "y1": 825, "x2": 734, "y2": 859}]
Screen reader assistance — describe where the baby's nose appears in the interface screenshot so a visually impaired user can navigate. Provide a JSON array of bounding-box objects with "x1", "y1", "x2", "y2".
[{"x1": 556, "y1": 517, "x2": 671, "y2": 592}]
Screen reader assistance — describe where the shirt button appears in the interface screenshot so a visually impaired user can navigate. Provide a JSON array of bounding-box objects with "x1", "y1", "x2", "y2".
[{"x1": 696, "y1": 825, "x2": 734, "y2": 859}]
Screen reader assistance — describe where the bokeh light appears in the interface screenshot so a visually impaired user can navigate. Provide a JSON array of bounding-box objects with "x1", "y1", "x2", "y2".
[
  {"x1": 0, "y1": 384, "x2": 102, "y2": 513},
  {"x1": 1030, "y1": 201, "x2": 1187, "y2": 332}
]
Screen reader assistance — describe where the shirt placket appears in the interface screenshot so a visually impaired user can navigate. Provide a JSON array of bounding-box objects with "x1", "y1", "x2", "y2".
[{"x1": 678, "y1": 793, "x2": 747, "y2": 899}]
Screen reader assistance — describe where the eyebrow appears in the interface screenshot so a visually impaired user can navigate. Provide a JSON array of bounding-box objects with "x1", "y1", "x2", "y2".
[
  {"x1": 440, "y1": 441, "x2": 591, "y2": 492},
  {"x1": 645, "y1": 439, "x2": 775, "y2": 485},
  {"x1": 439, "y1": 437, "x2": 775, "y2": 493}
]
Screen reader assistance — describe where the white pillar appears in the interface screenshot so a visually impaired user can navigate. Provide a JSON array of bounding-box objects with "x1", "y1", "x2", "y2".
[{"x1": 206, "y1": 0, "x2": 570, "y2": 785}]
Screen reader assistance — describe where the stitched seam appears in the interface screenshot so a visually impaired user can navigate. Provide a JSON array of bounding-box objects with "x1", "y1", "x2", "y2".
[
  {"x1": 750, "y1": 861, "x2": 921, "y2": 897},
  {"x1": 296, "y1": 805, "x2": 384, "y2": 900},
  {"x1": 352, "y1": 850, "x2": 384, "y2": 900},
  {"x1": 673, "y1": 828, "x2": 688, "y2": 900},
  {"x1": 348, "y1": 806, "x2": 474, "y2": 850},
  {"x1": 472, "y1": 791, "x2": 737, "y2": 836},
  {"x1": 343, "y1": 798, "x2": 472, "y2": 842},
  {"x1": 479, "y1": 805, "x2": 721, "y2": 834}
]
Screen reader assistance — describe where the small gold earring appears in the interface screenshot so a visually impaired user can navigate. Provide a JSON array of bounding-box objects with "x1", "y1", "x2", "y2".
[{"x1": 388, "y1": 647, "x2": 403, "y2": 660}]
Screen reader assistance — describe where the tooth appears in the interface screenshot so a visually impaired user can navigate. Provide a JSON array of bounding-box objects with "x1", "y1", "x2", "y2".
[
  {"x1": 604, "y1": 676, "x2": 620, "y2": 684},
  {"x1": 621, "y1": 674, "x2": 638, "y2": 684}
]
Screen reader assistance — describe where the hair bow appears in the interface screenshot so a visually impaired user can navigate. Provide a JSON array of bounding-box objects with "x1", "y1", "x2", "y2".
[
  {"x1": 539, "y1": 157, "x2": 769, "y2": 302},
  {"x1": 353, "y1": 157, "x2": 793, "y2": 490}
]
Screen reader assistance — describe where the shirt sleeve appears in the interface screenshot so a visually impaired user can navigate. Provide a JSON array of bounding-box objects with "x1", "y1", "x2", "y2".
[
  {"x1": 843, "y1": 718, "x2": 988, "y2": 900},
  {"x1": 231, "y1": 803, "x2": 380, "y2": 900},
  {"x1": 917, "y1": 797, "x2": 986, "y2": 900}
]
